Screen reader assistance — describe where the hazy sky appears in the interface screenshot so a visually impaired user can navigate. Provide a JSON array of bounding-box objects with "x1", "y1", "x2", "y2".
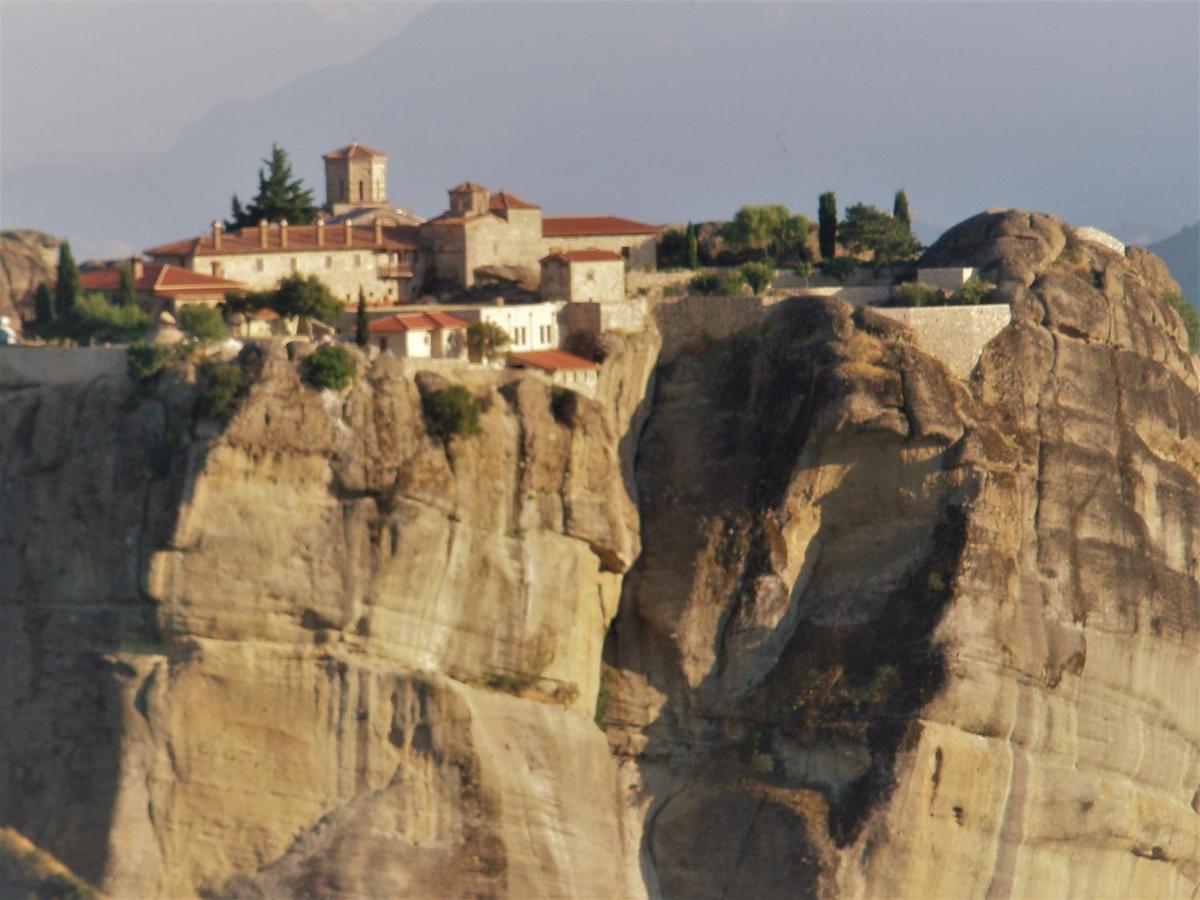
[{"x1": 1, "y1": 0, "x2": 1197, "y2": 259}]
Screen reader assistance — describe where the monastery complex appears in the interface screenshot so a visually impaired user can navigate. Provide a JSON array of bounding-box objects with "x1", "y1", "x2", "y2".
[{"x1": 146, "y1": 142, "x2": 660, "y2": 307}]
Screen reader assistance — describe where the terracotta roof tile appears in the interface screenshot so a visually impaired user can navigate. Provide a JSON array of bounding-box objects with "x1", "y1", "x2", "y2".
[
  {"x1": 450, "y1": 181, "x2": 489, "y2": 193},
  {"x1": 489, "y1": 191, "x2": 540, "y2": 213},
  {"x1": 80, "y1": 263, "x2": 247, "y2": 296},
  {"x1": 542, "y1": 215, "x2": 661, "y2": 238},
  {"x1": 369, "y1": 312, "x2": 470, "y2": 333},
  {"x1": 146, "y1": 223, "x2": 418, "y2": 258},
  {"x1": 509, "y1": 349, "x2": 599, "y2": 372},
  {"x1": 322, "y1": 142, "x2": 386, "y2": 160}
]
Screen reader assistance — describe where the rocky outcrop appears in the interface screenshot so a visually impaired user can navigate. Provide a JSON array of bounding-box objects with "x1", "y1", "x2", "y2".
[
  {"x1": 0, "y1": 229, "x2": 59, "y2": 328},
  {"x1": 606, "y1": 209, "x2": 1200, "y2": 898}
]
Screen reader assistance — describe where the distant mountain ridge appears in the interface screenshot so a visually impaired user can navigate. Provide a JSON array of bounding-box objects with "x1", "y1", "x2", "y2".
[{"x1": 1147, "y1": 223, "x2": 1199, "y2": 306}]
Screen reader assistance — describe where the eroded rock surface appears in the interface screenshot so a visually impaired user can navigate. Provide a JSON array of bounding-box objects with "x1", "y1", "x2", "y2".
[{"x1": 0, "y1": 229, "x2": 59, "y2": 328}]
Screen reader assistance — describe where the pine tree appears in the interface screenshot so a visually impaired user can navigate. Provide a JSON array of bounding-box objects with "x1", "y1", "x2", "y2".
[
  {"x1": 118, "y1": 263, "x2": 137, "y2": 306},
  {"x1": 893, "y1": 189, "x2": 912, "y2": 228},
  {"x1": 54, "y1": 241, "x2": 80, "y2": 314},
  {"x1": 33, "y1": 283, "x2": 55, "y2": 329},
  {"x1": 227, "y1": 143, "x2": 318, "y2": 229},
  {"x1": 686, "y1": 222, "x2": 699, "y2": 270},
  {"x1": 818, "y1": 192, "x2": 837, "y2": 260},
  {"x1": 355, "y1": 287, "x2": 369, "y2": 347}
]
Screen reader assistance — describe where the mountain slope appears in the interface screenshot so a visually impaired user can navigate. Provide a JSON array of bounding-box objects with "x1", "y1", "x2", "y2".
[{"x1": 1148, "y1": 222, "x2": 1199, "y2": 305}]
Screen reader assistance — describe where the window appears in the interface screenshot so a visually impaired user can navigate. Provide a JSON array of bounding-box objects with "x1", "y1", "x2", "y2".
[
  {"x1": 255, "y1": 258, "x2": 264, "y2": 272},
  {"x1": 358, "y1": 180, "x2": 364, "y2": 201},
  {"x1": 210, "y1": 262, "x2": 221, "y2": 276},
  {"x1": 325, "y1": 257, "x2": 332, "y2": 270},
  {"x1": 621, "y1": 247, "x2": 631, "y2": 260}
]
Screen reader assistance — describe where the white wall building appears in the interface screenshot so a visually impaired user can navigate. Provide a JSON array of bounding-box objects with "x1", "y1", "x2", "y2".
[{"x1": 917, "y1": 267, "x2": 976, "y2": 292}]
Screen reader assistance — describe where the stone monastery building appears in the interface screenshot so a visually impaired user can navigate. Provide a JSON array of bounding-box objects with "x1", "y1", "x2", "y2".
[{"x1": 146, "y1": 142, "x2": 660, "y2": 306}]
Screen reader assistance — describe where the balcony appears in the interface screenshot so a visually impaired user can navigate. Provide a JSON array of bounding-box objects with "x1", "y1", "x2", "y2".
[{"x1": 376, "y1": 263, "x2": 414, "y2": 279}]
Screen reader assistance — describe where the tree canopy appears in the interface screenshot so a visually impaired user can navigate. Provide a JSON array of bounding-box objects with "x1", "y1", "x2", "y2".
[
  {"x1": 818, "y1": 192, "x2": 838, "y2": 260},
  {"x1": 466, "y1": 321, "x2": 510, "y2": 362},
  {"x1": 54, "y1": 241, "x2": 80, "y2": 314},
  {"x1": 722, "y1": 205, "x2": 811, "y2": 262},
  {"x1": 892, "y1": 189, "x2": 911, "y2": 228},
  {"x1": 227, "y1": 143, "x2": 318, "y2": 229},
  {"x1": 838, "y1": 203, "x2": 921, "y2": 264}
]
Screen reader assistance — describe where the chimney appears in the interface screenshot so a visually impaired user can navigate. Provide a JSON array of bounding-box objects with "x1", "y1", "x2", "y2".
[
  {"x1": 211, "y1": 220, "x2": 222, "y2": 250},
  {"x1": 344, "y1": 220, "x2": 353, "y2": 247},
  {"x1": 279, "y1": 219, "x2": 288, "y2": 249},
  {"x1": 374, "y1": 218, "x2": 383, "y2": 244},
  {"x1": 316, "y1": 216, "x2": 325, "y2": 247},
  {"x1": 259, "y1": 219, "x2": 269, "y2": 249},
  {"x1": 130, "y1": 256, "x2": 143, "y2": 280}
]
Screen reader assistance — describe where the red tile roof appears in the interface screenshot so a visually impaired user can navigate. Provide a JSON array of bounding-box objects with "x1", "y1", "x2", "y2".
[
  {"x1": 146, "y1": 223, "x2": 418, "y2": 258},
  {"x1": 369, "y1": 312, "x2": 470, "y2": 333},
  {"x1": 490, "y1": 191, "x2": 540, "y2": 213},
  {"x1": 509, "y1": 349, "x2": 599, "y2": 372},
  {"x1": 541, "y1": 249, "x2": 625, "y2": 264},
  {"x1": 80, "y1": 263, "x2": 247, "y2": 297},
  {"x1": 542, "y1": 215, "x2": 661, "y2": 238},
  {"x1": 323, "y1": 142, "x2": 386, "y2": 160},
  {"x1": 450, "y1": 181, "x2": 489, "y2": 193}
]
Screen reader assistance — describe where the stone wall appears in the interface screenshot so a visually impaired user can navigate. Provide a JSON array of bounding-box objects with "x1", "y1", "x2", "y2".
[
  {"x1": 193, "y1": 248, "x2": 415, "y2": 305},
  {"x1": 650, "y1": 294, "x2": 777, "y2": 358},
  {"x1": 873, "y1": 303, "x2": 1012, "y2": 377},
  {"x1": 561, "y1": 299, "x2": 647, "y2": 339},
  {"x1": 541, "y1": 234, "x2": 656, "y2": 271}
]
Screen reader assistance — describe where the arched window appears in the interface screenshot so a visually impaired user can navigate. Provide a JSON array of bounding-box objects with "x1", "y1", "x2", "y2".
[{"x1": 358, "y1": 180, "x2": 364, "y2": 201}]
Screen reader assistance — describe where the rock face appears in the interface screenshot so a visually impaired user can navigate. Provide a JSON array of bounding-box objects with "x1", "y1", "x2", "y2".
[
  {"x1": 2, "y1": 210, "x2": 1200, "y2": 899},
  {"x1": 0, "y1": 229, "x2": 60, "y2": 328}
]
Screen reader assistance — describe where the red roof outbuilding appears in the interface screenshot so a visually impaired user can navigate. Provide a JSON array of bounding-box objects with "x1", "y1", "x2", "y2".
[
  {"x1": 509, "y1": 349, "x2": 599, "y2": 372},
  {"x1": 368, "y1": 312, "x2": 470, "y2": 333}
]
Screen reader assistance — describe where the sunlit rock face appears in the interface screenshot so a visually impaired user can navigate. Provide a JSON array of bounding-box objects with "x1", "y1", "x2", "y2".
[{"x1": 3, "y1": 210, "x2": 1199, "y2": 899}]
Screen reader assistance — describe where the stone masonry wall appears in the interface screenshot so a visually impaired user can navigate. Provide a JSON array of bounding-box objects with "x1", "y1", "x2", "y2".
[
  {"x1": 194, "y1": 249, "x2": 412, "y2": 305},
  {"x1": 873, "y1": 303, "x2": 1012, "y2": 377},
  {"x1": 540, "y1": 234, "x2": 656, "y2": 271}
]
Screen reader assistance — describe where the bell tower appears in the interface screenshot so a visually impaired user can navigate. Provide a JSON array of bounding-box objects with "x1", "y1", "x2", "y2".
[{"x1": 322, "y1": 142, "x2": 389, "y2": 214}]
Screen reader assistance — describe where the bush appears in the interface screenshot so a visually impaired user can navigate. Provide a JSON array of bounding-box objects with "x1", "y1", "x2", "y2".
[
  {"x1": 423, "y1": 385, "x2": 482, "y2": 440},
  {"x1": 719, "y1": 271, "x2": 747, "y2": 295},
  {"x1": 273, "y1": 274, "x2": 344, "y2": 323},
  {"x1": 956, "y1": 275, "x2": 995, "y2": 306},
  {"x1": 818, "y1": 257, "x2": 858, "y2": 284},
  {"x1": 739, "y1": 261, "x2": 775, "y2": 295},
  {"x1": 178, "y1": 304, "x2": 226, "y2": 341},
  {"x1": 56, "y1": 293, "x2": 151, "y2": 343},
  {"x1": 1165, "y1": 291, "x2": 1200, "y2": 354},
  {"x1": 892, "y1": 282, "x2": 940, "y2": 307},
  {"x1": 466, "y1": 321, "x2": 510, "y2": 362},
  {"x1": 199, "y1": 362, "x2": 248, "y2": 419},
  {"x1": 127, "y1": 342, "x2": 172, "y2": 381},
  {"x1": 303, "y1": 344, "x2": 357, "y2": 390},
  {"x1": 689, "y1": 272, "x2": 721, "y2": 295}
]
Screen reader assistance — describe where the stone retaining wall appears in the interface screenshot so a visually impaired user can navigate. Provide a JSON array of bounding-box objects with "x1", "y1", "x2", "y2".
[
  {"x1": 0, "y1": 346, "x2": 129, "y2": 386},
  {"x1": 873, "y1": 303, "x2": 1012, "y2": 378}
]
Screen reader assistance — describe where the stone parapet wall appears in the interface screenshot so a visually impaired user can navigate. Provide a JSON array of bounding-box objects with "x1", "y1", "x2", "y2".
[{"x1": 873, "y1": 303, "x2": 1012, "y2": 377}]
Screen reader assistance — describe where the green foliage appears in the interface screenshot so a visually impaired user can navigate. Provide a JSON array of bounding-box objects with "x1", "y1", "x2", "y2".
[
  {"x1": 222, "y1": 288, "x2": 274, "y2": 317},
  {"x1": 1165, "y1": 291, "x2": 1200, "y2": 354},
  {"x1": 689, "y1": 272, "x2": 721, "y2": 295},
  {"x1": 719, "y1": 270, "x2": 747, "y2": 295},
  {"x1": 686, "y1": 222, "x2": 699, "y2": 270},
  {"x1": 117, "y1": 263, "x2": 137, "y2": 307},
  {"x1": 199, "y1": 362, "x2": 248, "y2": 419},
  {"x1": 273, "y1": 273, "x2": 344, "y2": 323},
  {"x1": 818, "y1": 257, "x2": 858, "y2": 284},
  {"x1": 355, "y1": 288, "x2": 368, "y2": 347},
  {"x1": 33, "y1": 283, "x2": 55, "y2": 329},
  {"x1": 226, "y1": 142, "x2": 318, "y2": 229},
  {"x1": 839, "y1": 203, "x2": 921, "y2": 264},
  {"x1": 892, "y1": 189, "x2": 911, "y2": 228},
  {"x1": 466, "y1": 321, "x2": 510, "y2": 362},
  {"x1": 54, "y1": 241, "x2": 80, "y2": 314},
  {"x1": 723, "y1": 205, "x2": 810, "y2": 261},
  {"x1": 818, "y1": 191, "x2": 838, "y2": 259},
  {"x1": 178, "y1": 304, "x2": 226, "y2": 341},
  {"x1": 739, "y1": 261, "x2": 775, "y2": 295},
  {"x1": 303, "y1": 344, "x2": 357, "y2": 390},
  {"x1": 127, "y1": 342, "x2": 172, "y2": 381},
  {"x1": 422, "y1": 385, "x2": 482, "y2": 441},
  {"x1": 956, "y1": 275, "x2": 994, "y2": 306},
  {"x1": 793, "y1": 260, "x2": 815, "y2": 286},
  {"x1": 55, "y1": 293, "x2": 151, "y2": 343},
  {"x1": 893, "y1": 282, "x2": 940, "y2": 307}
]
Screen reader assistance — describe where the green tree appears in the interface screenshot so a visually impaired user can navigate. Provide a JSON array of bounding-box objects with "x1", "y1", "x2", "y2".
[
  {"x1": 838, "y1": 203, "x2": 921, "y2": 264},
  {"x1": 273, "y1": 274, "x2": 344, "y2": 323},
  {"x1": 355, "y1": 288, "x2": 369, "y2": 347},
  {"x1": 739, "y1": 261, "x2": 775, "y2": 295},
  {"x1": 200, "y1": 362, "x2": 248, "y2": 419},
  {"x1": 466, "y1": 321, "x2": 510, "y2": 362},
  {"x1": 179, "y1": 304, "x2": 227, "y2": 341},
  {"x1": 818, "y1": 192, "x2": 838, "y2": 259},
  {"x1": 686, "y1": 222, "x2": 699, "y2": 270},
  {"x1": 957, "y1": 276, "x2": 994, "y2": 306},
  {"x1": 303, "y1": 344, "x2": 357, "y2": 390},
  {"x1": 54, "y1": 241, "x2": 81, "y2": 314},
  {"x1": 1165, "y1": 291, "x2": 1200, "y2": 354},
  {"x1": 723, "y1": 205, "x2": 809, "y2": 261},
  {"x1": 893, "y1": 189, "x2": 911, "y2": 229},
  {"x1": 423, "y1": 385, "x2": 482, "y2": 441},
  {"x1": 227, "y1": 143, "x2": 318, "y2": 229},
  {"x1": 59, "y1": 294, "x2": 151, "y2": 344},
  {"x1": 33, "y1": 283, "x2": 55, "y2": 329},
  {"x1": 793, "y1": 260, "x2": 814, "y2": 287},
  {"x1": 117, "y1": 263, "x2": 137, "y2": 306}
]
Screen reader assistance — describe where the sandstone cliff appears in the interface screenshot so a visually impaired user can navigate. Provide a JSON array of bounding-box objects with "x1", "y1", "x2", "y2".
[
  {"x1": 0, "y1": 229, "x2": 60, "y2": 329},
  {"x1": 2, "y1": 211, "x2": 1199, "y2": 899}
]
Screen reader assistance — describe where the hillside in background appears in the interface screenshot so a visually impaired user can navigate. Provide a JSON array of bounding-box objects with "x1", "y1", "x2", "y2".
[
  {"x1": 1148, "y1": 222, "x2": 1199, "y2": 306},
  {"x1": 0, "y1": 230, "x2": 60, "y2": 329}
]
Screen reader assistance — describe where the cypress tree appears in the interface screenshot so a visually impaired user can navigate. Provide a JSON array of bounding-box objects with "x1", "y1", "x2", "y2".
[
  {"x1": 33, "y1": 283, "x2": 55, "y2": 330},
  {"x1": 893, "y1": 189, "x2": 911, "y2": 228},
  {"x1": 118, "y1": 262, "x2": 137, "y2": 306},
  {"x1": 818, "y1": 192, "x2": 837, "y2": 260},
  {"x1": 355, "y1": 287, "x2": 369, "y2": 347},
  {"x1": 686, "y1": 222, "x2": 699, "y2": 270},
  {"x1": 54, "y1": 241, "x2": 81, "y2": 314}
]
